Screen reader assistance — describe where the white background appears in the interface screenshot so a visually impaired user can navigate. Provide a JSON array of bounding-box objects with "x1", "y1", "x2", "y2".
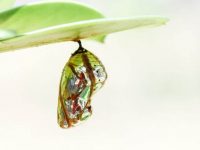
[{"x1": 0, "y1": 0, "x2": 200, "y2": 150}]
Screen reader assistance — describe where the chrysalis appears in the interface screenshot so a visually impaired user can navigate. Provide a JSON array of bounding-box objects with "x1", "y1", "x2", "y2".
[{"x1": 57, "y1": 41, "x2": 107, "y2": 128}]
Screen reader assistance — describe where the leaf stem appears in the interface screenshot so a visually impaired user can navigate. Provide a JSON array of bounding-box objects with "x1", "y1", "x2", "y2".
[
  {"x1": 72, "y1": 40, "x2": 87, "y2": 56},
  {"x1": 77, "y1": 40, "x2": 83, "y2": 50}
]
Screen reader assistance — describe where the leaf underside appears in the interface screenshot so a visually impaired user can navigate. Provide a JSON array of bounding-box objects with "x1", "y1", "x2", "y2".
[{"x1": 0, "y1": 1, "x2": 168, "y2": 52}]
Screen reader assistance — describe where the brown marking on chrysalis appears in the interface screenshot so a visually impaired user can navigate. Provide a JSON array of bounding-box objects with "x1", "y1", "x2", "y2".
[
  {"x1": 58, "y1": 84, "x2": 72, "y2": 128},
  {"x1": 68, "y1": 63, "x2": 79, "y2": 78},
  {"x1": 79, "y1": 53, "x2": 96, "y2": 118},
  {"x1": 60, "y1": 62, "x2": 89, "y2": 127}
]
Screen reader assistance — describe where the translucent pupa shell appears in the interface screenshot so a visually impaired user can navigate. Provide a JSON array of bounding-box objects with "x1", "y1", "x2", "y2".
[{"x1": 57, "y1": 48, "x2": 107, "y2": 128}]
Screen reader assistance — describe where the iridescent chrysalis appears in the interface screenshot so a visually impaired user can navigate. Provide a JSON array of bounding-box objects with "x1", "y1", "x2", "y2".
[{"x1": 57, "y1": 41, "x2": 107, "y2": 128}]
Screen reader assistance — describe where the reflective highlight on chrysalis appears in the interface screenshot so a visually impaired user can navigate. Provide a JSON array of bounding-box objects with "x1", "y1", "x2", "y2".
[{"x1": 57, "y1": 41, "x2": 107, "y2": 128}]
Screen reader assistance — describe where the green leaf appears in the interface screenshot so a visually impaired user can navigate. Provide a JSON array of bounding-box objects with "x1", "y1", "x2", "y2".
[
  {"x1": 0, "y1": 1, "x2": 168, "y2": 52},
  {"x1": 0, "y1": 1, "x2": 105, "y2": 40},
  {"x1": 0, "y1": 0, "x2": 15, "y2": 11}
]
